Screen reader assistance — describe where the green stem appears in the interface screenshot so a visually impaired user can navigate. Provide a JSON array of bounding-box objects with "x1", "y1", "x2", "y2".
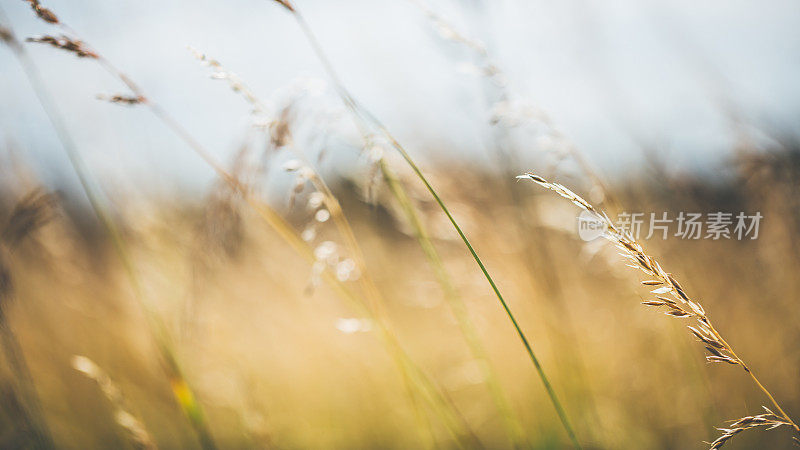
[
  {"x1": 287, "y1": 9, "x2": 580, "y2": 448},
  {"x1": 380, "y1": 129, "x2": 579, "y2": 449},
  {"x1": 244, "y1": 196, "x2": 477, "y2": 448},
  {"x1": 381, "y1": 163, "x2": 527, "y2": 448}
]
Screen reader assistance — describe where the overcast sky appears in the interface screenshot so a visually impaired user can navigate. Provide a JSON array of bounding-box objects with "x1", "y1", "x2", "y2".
[{"x1": 2, "y1": 0, "x2": 799, "y2": 194}]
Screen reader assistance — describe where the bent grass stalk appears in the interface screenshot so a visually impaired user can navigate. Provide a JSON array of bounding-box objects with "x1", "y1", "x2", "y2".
[
  {"x1": 380, "y1": 164, "x2": 527, "y2": 447},
  {"x1": 267, "y1": 2, "x2": 581, "y2": 447},
  {"x1": 519, "y1": 172, "x2": 800, "y2": 448},
  {"x1": 190, "y1": 45, "x2": 520, "y2": 446},
  {"x1": 412, "y1": 3, "x2": 607, "y2": 439}
]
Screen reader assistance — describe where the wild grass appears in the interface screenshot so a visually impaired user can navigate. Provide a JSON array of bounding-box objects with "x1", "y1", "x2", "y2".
[
  {"x1": 269, "y1": 2, "x2": 579, "y2": 446},
  {"x1": 12, "y1": 4, "x2": 488, "y2": 446},
  {"x1": 0, "y1": 8, "x2": 218, "y2": 449},
  {"x1": 519, "y1": 172, "x2": 800, "y2": 448},
  {"x1": 0, "y1": 0, "x2": 799, "y2": 449},
  {"x1": 189, "y1": 30, "x2": 529, "y2": 448}
]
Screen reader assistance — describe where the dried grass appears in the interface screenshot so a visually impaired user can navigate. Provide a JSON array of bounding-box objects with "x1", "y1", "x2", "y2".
[{"x1": 520, "y1": 172, "x2": 800, "y2": 448}]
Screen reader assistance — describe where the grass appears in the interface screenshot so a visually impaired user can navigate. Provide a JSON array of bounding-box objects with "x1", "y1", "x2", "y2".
[
  {"x1": 0, "y1": 1, "x2": 799, "y2": 449},
  {"x1": 276, "y1": 3, "x2": 580, "y2": 446},
  {"x1": 519, "y1": 172, "x2": 800, "y2": 448}
]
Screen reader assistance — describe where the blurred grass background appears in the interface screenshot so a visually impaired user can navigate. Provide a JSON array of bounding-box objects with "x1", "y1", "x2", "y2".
[
  {"x1": 2, "y1": 0, "x2": 800, "y2": 448},
  {"x1": 1, "y1": 141, "x2": 798, "y2": 448}
]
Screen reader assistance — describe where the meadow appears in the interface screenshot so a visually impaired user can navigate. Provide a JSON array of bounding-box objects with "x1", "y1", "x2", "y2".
[{"x1": 1, "y1": 1, "x2": 799, "y2": 449}]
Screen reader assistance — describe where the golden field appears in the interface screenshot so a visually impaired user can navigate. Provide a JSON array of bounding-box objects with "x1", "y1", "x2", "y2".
[{"x1": 1, "y1": 1, "x2": 799, "y2": 448}]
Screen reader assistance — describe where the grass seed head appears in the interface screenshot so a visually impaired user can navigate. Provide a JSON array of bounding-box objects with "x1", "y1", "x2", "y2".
[
  {"x1": 273, "y1": 0, "x2": 295, "y2": 12},
  {"x1": 26, "y1": 35, "x2": 97, "y2": 58},
  {"x1": 0, "y1": 26, "x2": 13, "y2": 44},
  {"x1": 24, "y1": 0, "x2": 59, "y2": 23},
  {"x1": 709, "y1": 409, "x2": 791, "y2": 449},
  {"x1": 96, "y1": 94, "x2": 146, "y2": 105}
]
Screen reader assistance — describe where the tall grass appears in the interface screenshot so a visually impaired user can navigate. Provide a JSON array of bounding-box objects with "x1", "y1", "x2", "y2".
[
  {"x1": 3, "y1": 8, "x2": 219, "y2": 449},
  {"x1": 2, "y1": 1, "x2": 798, "y2": 449},
  {"x1": 15, "y1": 4, "x2": 487, "y2": 445},
  {"x1": 190, "y1": 36, "x2": 530, "y2": 447},
  {"x1": 266, "y1": 2, "x2": 581, "y2": 447},
  {"x1": 411, "y1": 1, "x2": 613, "y2": 438}
]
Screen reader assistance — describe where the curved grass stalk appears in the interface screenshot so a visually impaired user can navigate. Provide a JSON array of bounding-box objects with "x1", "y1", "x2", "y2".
[
  {"x1": 184, "y1": 51, "x2": 479, "y2": 446},
  {"x1": 264, "y1": 3, "x2": 581, "y2": 447},
  {"x1": 409, "y1": 2, "x2": 611, "y2": 439},
  {"x1": 200, "y1": 13, "x2": 525, "y2": 442},
  {"x1": 323, "y1": 81, "x2": 527, "y2": 446},
  {"x1": 363, "y1": 116, "x2": 579, "y2": 448},
  {"x1": 520, "y1": 172, "x2": 800, "y2": 448},
  {"x1": 288, "y1": 56, "x2": 526, "y2": 445},
  {"x1": 381, "y1": 165, "x2": 527, "y2": 447}
]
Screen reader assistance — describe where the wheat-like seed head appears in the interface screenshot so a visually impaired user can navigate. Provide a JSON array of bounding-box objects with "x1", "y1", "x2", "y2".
[
  {"x1": 96, "y1": 94, "x2": 146, "y2": 105},
  {"x1": 518, "y1": 172, "x2": 800, "y2": 447},
  {"x1": 517, "y1": 172, "x2": 735, "y2": 362},
  {"x1": 23, "y1": 0, "x2": 59, "y2": 24},
  {"x1": 272, "y1": 0, "x2": 295, "y2": 12},
  {"x1": 26, "y1": 35, "x2": 97, "y2": 58},
  {"x1": 708, "y1": 407, "x2": 792, "y2": 449},
  {"x1": 188, "y1": 46, "x2": 265, "y2": 113},
  {"x1": 0, "y1": 26, "x2": 13, "y2": 44},
  {"x1": 189, "y1": 45, "x2": 298, "y2": 150}
]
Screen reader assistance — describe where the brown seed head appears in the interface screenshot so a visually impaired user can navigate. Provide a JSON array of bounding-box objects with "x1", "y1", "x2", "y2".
[
  {"x1": 0, "y1": 26, "x2": 13, "y2": 44},
  {"x1": 1, "y1": 189, "x2": 55, "y2": 249},
  {"x1": 273, "y1": 0, "x2": 295, "y2": 12},
  {"x1": 24, "y1": 0, "x2": 59, "y2": 23},
  {"x1": 26, "y1": 35, "x2": 97, "y2": 58},
  {"x1": 708, "y1": 408, "x2": 791, "y2": 449},
  {"x1": 97, "y1": 94, "x2": 147, "y2": 105}
]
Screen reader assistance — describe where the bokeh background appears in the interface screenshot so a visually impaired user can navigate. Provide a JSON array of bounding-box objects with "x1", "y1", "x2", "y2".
[{"x1": 1, "y1": 0, "x2": 799, "y2": 448}]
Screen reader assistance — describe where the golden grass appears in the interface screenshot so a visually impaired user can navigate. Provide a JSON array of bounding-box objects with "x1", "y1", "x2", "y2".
[{"x1": 0, "y1": 0, "x2": 799, "y2": 448}]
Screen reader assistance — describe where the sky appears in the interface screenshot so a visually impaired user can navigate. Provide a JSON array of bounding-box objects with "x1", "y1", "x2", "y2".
[{"x1": 1, "y1": 0, "x2": 799, "y2": 194}]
